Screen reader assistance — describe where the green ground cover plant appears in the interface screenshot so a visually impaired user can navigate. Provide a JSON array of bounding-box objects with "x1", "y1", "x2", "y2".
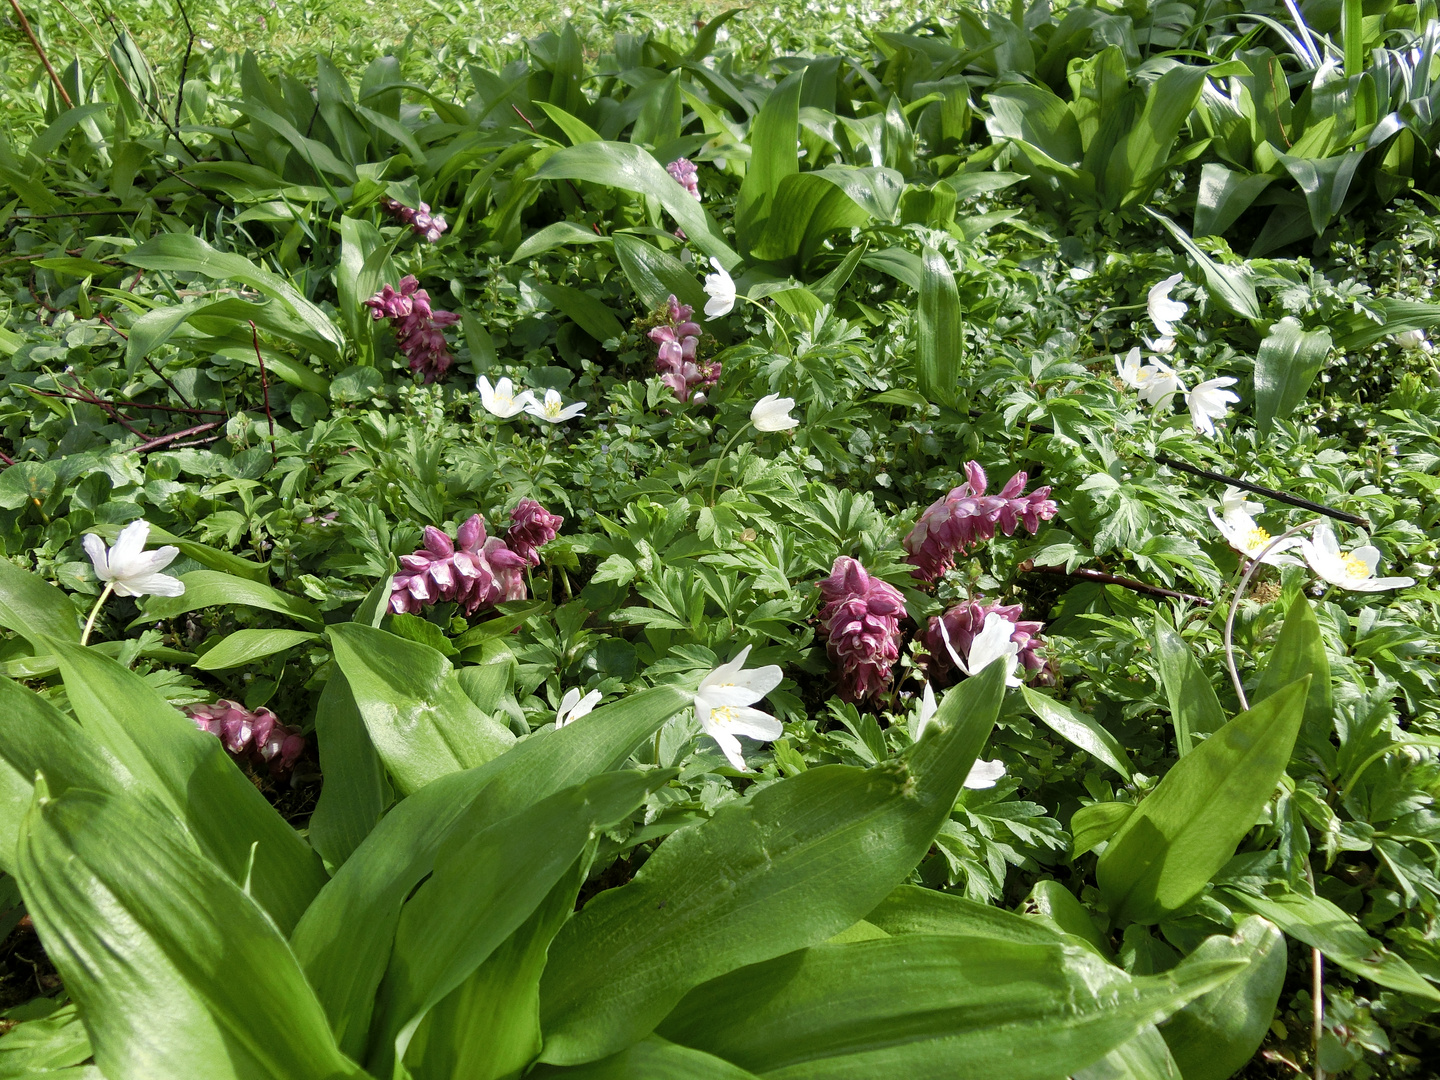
[{"x1": 0, "y1": 0, "x2": 1438, "y2": 1076}]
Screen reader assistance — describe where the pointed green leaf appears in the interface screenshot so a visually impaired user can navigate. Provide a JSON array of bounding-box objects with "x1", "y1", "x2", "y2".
[
  {"x1": 1098, "y1": 679, "x2": 1309, "y2": 924},
  {"x1": 1152, "y1": 620, "x2": 1227, "y2": 757},
  {"x1": 139, "y1": 570, "x2": 322, "y2": 629},
  {"x1": 537, "y1": 664, "x2": 1008, "y2": 1065},
  {"x1": 0, "y1": 560, "x2": 80, "y2": 646},
  {"x1": 916, "y1": 244, "x2": 961, "y2": 409},
  {"x1": 1021, "y1": 685, "x2": 1133, "y2": 779},
  {"x1": 193, "y1": 628, "x2": 319, "y2": 671},
  {"x1": 735, "y1": 71, "x2": 803, "y2": 252},
  {"x1": 307, "y1": 671, "x2": 391, "y2": 871},
  {"x1": 1253, "y1": 594, "x2": 1332, "y2": 753}
]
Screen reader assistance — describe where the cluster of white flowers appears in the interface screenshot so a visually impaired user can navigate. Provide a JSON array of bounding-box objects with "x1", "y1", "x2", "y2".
[
  {"x1": 477, "y1": 376, "x2": 586, "y2": 424},
  {"x1": 1209, "y1": 486, "x2": 1415, "y2": 592},
  {"x1": 1116, "y1": 274, "x2": 1239, "y2": 438}
]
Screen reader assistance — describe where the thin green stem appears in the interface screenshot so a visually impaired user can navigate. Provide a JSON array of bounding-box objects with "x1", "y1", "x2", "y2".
[
  {"x1": 739, "y1": 295, "x2": 793, "y2": 355},
  {"x1": 708, "y1": 423, "x2": 752, "y2": 506},
  {"x1": 1223, "y1": 520, "x2": 1320, "y2": 710},
  {"x1": 80, "y1": 582, "x2": 114, "y2": 647}
]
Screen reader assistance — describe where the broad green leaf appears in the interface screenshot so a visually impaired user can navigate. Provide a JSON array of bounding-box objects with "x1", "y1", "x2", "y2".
[
  {"x1": 368, "y1": 770, "x2": 666, "y2": 1074},
  {"x1": 1071, "y1": 801, "x2": 1135, "y2": 858},
  {"x1": 532, "y1": 142, "x2": 737, "y2": 267},
  {"x1": 656, "y1": 934, "x2": 1242, "y2": 1080},
  {"x1": 1160, "y1": 917, "x2": 1287, "y2": 1080},
  {"x1": 537, "y1": 282, "x2": 625, "y2": 344},
  {"x1": 1147, "y1": 210, "x2": 1260, "y2": 321},
  {"x1": 1222, "y1": 887, "x2": 1440, "y2": 1001},
  {"x1": 612, "y1": 232, "x2": 708, "y2": 315},
  {"x1": 1021, "y1": 685, "x2": 1134, "y2": 779},
  {"x1": 17, "y1": 786, "x2": 365, "y2": 1080},
  {"x1": 1024, "y1": 879, "x2": 1112, "y2": 958},
  {"x1": 916, "y1": 244, "x2": 961, "y2": 409},
  {"x1": 45, "y1": 639, "x2": 326, "y2": 935},
  {"x1": 0, "y1": 559, "x2": 80, "y2": 646},
  {"x1": 736, "y1": 71, "x2": 803, "y2": 252},
  {"x1": 406, "y1": 861, "x2": 584, "y2": 1080},
  {"x1": 1277, "y1": 149, "x2": 1365, "y2": 239},
  {"x1": 1152, "y1": 620, "x2": 1226, "y2": 757},
  {"x1": 0, "y1": 462, "x2": 54, "y2": 511},
  {"x1": 866, "y1": 884, "x2": 1062, "y2": 946},
  {"x1": 307, "y1": 671, "x2": 391, "y2": 872},
  {"x1": 1252, "y1": 595, "x2": 1332, "y2": 750},
  {"x1": 1254, "y1": 317, "x2": 1334, "y2": 436},
  {"x1": 537, "y1": 664, "x2": 1008, "y2": 1065},
  {"x1": 193, "y1": 628, "x2": 319, "y2": 671},
  {"x1": 139, "y1": 570, "x2": 322, "y2": 629},
  {"x1": 532, "y1": 1037, "x2": 760, "y2": 1080},
  {"x1": 0, "y1": 678, "x2": 129, "y2": 874},
  {"x1": 750, "y1": 167, "x2": 903, "y2": 266},
  {"x1": 1115, "y1": 65, "x2": 1210, "y2": 207},
  {"x1": 327, "y1": 623, "x2": 514, "y2": 795},
  {"x1": 1098, "y1": 678, "x2": 1308, "y2": 924},
  {"x1": 1075, "y1": 1026, "x2": 1180, "y2": 1080},
  {"x1": 125, "y1": 296, "x2": 339, "y2": 374},
  {"x1": 534, "y1": 101, "x2": 602, "y2": 145},
  {"x1": 292, "y1": 685, "x2": 692, "y2": 1060},
  {"x1": 1194, "y1": 164, "x2": 1273, "y2": 238},
  {"x1": 123, "y1": 233, "x2": 343, "y2": 352},
  {"x1": 511, "y1": 220, "x2": 611, "y2": 263}
]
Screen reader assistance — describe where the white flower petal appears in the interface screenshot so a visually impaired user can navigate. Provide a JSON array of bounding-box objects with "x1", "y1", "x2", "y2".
[
  {"x1": 706, "y1": 727, "x2": 749, "y2": 771},
  {"x1": 915, "y1": 682, "x2": 937, "y2": 739},
  {"x1": 963, "y1": 758, "x2": 1006, "y2": 790},
  {"x1": 113, "y1": 571, "x2": 185, "y2": 598},
  {"x1": 110, "y1": 520, "x2": 151, "y2": 571},
  {"x1": 82, "y1": 533, "x2": 110, "y2": 578}
]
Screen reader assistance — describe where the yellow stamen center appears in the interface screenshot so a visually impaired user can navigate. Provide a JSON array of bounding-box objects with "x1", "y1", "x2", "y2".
[
  {"x1": 712, "y1": 705, "x2": 736, "y2": 726},
  {"x1": 1244, "y1": 526, "x2": 1270, "y2": 552},
  {"x1": 1341, "y1": 553, "x2": 1370, "y2": 580}
]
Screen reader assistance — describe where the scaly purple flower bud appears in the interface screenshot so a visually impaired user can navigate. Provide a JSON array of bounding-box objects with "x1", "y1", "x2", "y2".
[
  {"x1": 903, "y1": 461, "x2": 1058, "y2": 581},
  {"x1": 383, "y1": 197, "x2": 449, "y2": 243},
  {"x1": 665, "y1": 158, "x2": 702, "y2": 201},
  {"x1": 364, "y1": 276, "x2": 459, "y2": 383},
  {"x1": 920, "y1": 598, "x2": 1049, "y2": 687},
  {"x1": 647, "y1": 295, "x2": 718, "y2": 403},
  {"x1": 187, "y1": 700, "x2": 306, "y2": 776},
  {"x1": 817, "y1": 556, "x2": 906, "y2": 702},
  {"x1": 506, "y1": 499, "x2": 564, "y2": 567},
  {"x1": 390, "y1": 513, "x2": 533, "y2": 616}
]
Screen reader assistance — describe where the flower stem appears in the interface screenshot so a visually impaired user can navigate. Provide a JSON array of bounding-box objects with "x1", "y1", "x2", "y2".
[
  {"x1": 708, "y1": 424, "x2": 752, "y2": 506},
  {"x1": 739, "y1": 296, "x2": 793, "y2": 355},
  {"x1": 80, "y1": 582, "x2": 114, "y2": 647},
  {"x1": 1222, "y1": 520, "x2": 1319, "y2": 710}
]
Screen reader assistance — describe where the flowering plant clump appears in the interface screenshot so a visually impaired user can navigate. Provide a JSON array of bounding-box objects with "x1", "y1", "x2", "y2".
[
  {"x1": 647, "y1": 295, "x2": 719, "y2": 402},
  {"x1": 904, "y1": 461, "x2": 1058, "y2": 581},
  {"x1": 381, "y1": 197, "x2": 448, "y2": 243},
  {"x1": 665, "y1": 157, "x2": 701, "y2": 201},
  {"x1": 816, "y1": 556, "x2": 906, "y2": 701},
  {"x1": 186, "y1": 700, "x2": 306, "y2": 777},
  {"x1": 364, "y1": 276, "x2": 461, "y2": 383},
  {"x1": 920, "y1": 599, "x2": 1048, "y2": 687},
  {"x1": 389, "y1": 513, "x2": 530, "y2": 615},
  {"x1": 507, "y1": 498, "x2": 564, "y2": 567}
]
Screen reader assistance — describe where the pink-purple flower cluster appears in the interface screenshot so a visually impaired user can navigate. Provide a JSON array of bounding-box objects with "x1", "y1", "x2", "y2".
[
  {"x1": 382, "y1": 198, "x2": 448, "y2": 243},
  {"x1": 363, "y1": 276, "x2": 461, "y2": 383},
  {"x1": 648, "y1": 295, "x2": 719, "y2": 403},
  {"x1": 507, "y1": 498, "x2": 564, "y2": 567},
  {"x1": 187, "y1": 700, "x2": 305, "y2": 777},
  {"x1": 390, "y1": 514, "x2": 530, "y2": 616},
  {"x1": 666, "y1": 158, "x2": 701, "y2": 201},
  {"x1": 904, "y1": 461, "x2": 1058, "y2": 582},
  {"x1": 920, "y1": 599, "x2": 1049, "y2": 687},
  {"x1": 817, "y1": 556, "x2": 907, "y2": 702}
]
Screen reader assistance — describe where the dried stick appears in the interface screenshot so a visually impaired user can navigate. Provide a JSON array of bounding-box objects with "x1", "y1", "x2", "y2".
[
  {"x1": 0, "y1": 449, "x2": 15, "y2": 466},
  {"x1": 9, "y1": 0, "x2": 73, "y2": 109},
  {"x1": 1155, "y1": 452, "x2": 1366, "y2": 528},
  {"x1": 249, "y1": 322, "x2": 277, "y2": 465},
  {"x1": 1018, "y1": 559, "x2": 1213, "y2": 607},
  {"x1": 130, "y1": 420, "x2": 222, "y2": 453}
]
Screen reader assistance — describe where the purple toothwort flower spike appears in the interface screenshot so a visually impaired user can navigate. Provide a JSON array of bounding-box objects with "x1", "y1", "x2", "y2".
[
  {"x1": 903, "y1": 461, "x2": 1058, "y2": 581},
  {"x1": 383, "y1": 197, "x2": 449, "y2": 243},
  {"x1": 920, "y1": 599, "x2": 1050, "y2": 688},
  {"x1": 187, "y1": 700, "x2": 306, "y2": 777},
  {"x1": 816, "y1": 556, "x2": 906, "y2": 702},
  {"x1": 364, "y1": 276, "x2": 460, "y2": 383},
  {"x1": 665, "y1": 158, "x2": 702, "y2": 201},
  {"x1": 389, "y1": 513, "x2": 534, "y2": 616},
  {"x1": 647, "y1": 295, "x2": 718, "y2": 403},
  {"x1": 506, "y1": 499, "x2": 564, "y2": 567}
]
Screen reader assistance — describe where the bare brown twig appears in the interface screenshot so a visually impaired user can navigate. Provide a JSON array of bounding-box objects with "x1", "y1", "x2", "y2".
[
  {"x1": 8, "y1": 0, "x2": 72, "y2": 109},
  {"x1": 129, "y1": 420, "x2": 222, "y2": 453},
  {"x1": 1018, "y1": 559, "x2": 1213, "y2": 607},
  {"x1": 249, "y1": 321, "x2": 277, "y2": 465}
]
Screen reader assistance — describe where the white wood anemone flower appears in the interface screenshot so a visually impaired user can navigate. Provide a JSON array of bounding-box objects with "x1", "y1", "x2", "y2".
[
  {"x1": 703, "y1": 257, "x2": 737, "y2": 318},
  {"x1": 1300, "y1": 522, "x2": 1416, "y2": 593},
  {"x1": 83, "y1": 520, "x2": 184, "y2": 599},
  {"x1": 477, "y1": 376, "x2": 534, "y2": 418},
  {"x1": 1134, "y1": 356, "x2": 1186, "y2": 408},
  {"x1": 694, "y1": 645, "x2": 783, "y2": 771},
  {"x1": 751, "y1": 394, "x2": 799, "y2": 432},
  {"x1": 1147, "y1": 273, "x2": 1187, "y2": 340},
  {"x1": 555, "y1": 687, "x2": 603, "y2": 728},
  {"x1": 1186, "y1": 376, "x2": 1239, "y2": 437},
  {"x1": 1208, "y1": 488, "x2": 1302, "y2": 566},
  {"x1": 913, "y1": 682, "x2": 1006, "y2": 788},
  {"x1": 525, "y1": 388, "x2": 587, "y2": 424},
  {"x1": 937, "y1": 612, "x2": 1022, "y2": 688}
]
